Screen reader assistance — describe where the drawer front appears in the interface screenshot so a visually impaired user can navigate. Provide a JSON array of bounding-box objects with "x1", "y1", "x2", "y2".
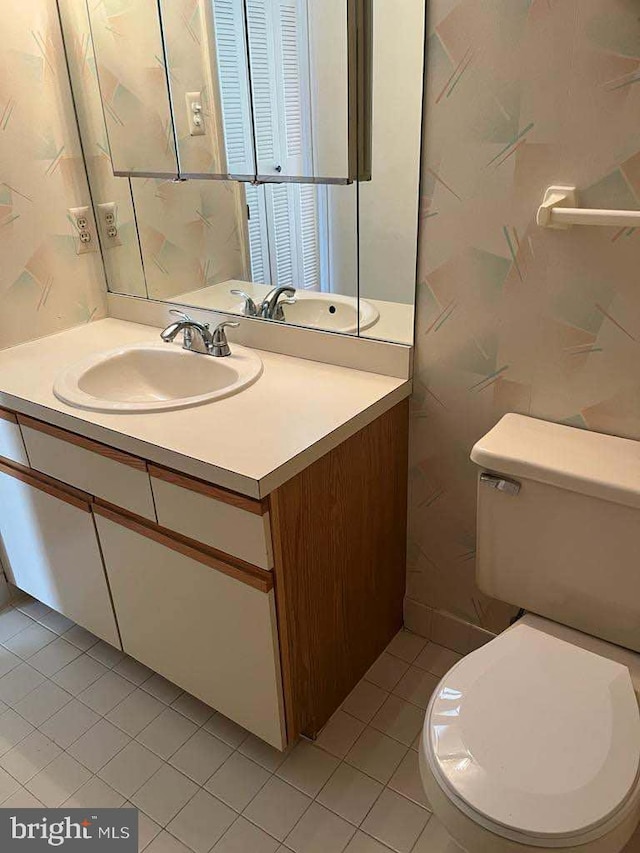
[
  {"x1": 150, "y1": 467, "x2": 273, "y2": 569},
  {"x1": 0, "y1": 462, "x2": 121, "y2": 647},
  {"x1": 19, "y1": 416, "x2": 156, "y2": 521},
  {"x1": 94, "y1": 508, "x2": 285, "y2": 748},
  {"x1": 0, "y1": 409, "x2": 28, "y2": 466}
]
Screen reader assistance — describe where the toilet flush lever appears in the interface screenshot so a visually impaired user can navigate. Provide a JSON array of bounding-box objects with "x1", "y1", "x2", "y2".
[{"x1": 480, "y1": 473, "x2": 521, "y2": 497}]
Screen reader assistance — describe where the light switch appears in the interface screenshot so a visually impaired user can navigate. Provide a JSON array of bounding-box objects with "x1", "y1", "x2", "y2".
[{"x1": 186, "y1": 91, "x2": 205, "y2": 136}]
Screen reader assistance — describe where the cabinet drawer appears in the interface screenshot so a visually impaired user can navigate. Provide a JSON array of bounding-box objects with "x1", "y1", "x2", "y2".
[
  {"x1": 18, "y1": 415, "x2": 156, "y2": 521},
  {"x1": 94, "y1": 505, "x2": 285, "y2": 748},
  {"x1": 0, "y1": 409, "x2": 28, "y2": 466},
  {"x1": 0, "y1": 460, "x2": 120, "y2": 647},
  {"x1": 149, "y1": 465, "x2": 273, "y2": 569}
]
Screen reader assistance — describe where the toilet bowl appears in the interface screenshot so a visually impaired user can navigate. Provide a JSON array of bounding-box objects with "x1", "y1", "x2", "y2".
[{"x1": 419, "y1": 616, "x2": 640, "y2": 853}]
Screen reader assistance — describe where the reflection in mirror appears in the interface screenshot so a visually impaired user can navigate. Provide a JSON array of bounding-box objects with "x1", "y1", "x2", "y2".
[{"x1": 85, "y1": 0, "x2": 179, "y2": 177}]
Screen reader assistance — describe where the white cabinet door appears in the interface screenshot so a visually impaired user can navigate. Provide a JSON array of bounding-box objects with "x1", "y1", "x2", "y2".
[
  {"x1": 0, "y1": 462, "x2": 121, "y2": 647},
  {"x1": 94, "y1": 506, "x2": 286, "y2": 749}
]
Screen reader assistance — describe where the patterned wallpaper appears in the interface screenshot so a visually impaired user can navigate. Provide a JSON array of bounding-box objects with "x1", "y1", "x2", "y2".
[
  {"x1": 0, "y1": 1, "x2": 107, "y2": 350},
  {"x1": 409, "y1": 0, "x2": 640, "y2": 634}
]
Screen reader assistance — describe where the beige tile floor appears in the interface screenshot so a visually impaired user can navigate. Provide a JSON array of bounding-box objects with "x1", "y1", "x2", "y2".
[{"x1": 2, "y1": 595, "x2": 639, "y2": 853}]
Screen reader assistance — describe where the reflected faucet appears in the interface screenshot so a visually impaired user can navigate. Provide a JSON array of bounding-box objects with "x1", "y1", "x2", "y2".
[{"x1": 260, "y1": 286, "x2": 296, "y2": 321}]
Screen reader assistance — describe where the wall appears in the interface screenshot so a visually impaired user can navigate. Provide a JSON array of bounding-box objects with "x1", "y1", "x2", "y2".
[
  {"x1": 0, "y1": 1, "x2": 107, "y2": 350},
  {"x1": 408, "y1": 0, "x2": 640, "y2": 637}
]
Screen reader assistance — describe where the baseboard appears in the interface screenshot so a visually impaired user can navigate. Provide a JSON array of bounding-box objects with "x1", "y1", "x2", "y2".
[{"x1": 403, "y1": 597, "x2": 495, "y2": 654}]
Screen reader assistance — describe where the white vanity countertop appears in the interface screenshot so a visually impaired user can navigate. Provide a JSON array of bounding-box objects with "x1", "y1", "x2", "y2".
[{"x1": 0, "y1": 319, "x2": 411, "y2": 498}]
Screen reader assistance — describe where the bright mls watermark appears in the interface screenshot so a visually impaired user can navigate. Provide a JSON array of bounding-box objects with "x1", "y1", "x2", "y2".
[{"x1": 0, "y1": 809, "x2": 137, "y2": 851}]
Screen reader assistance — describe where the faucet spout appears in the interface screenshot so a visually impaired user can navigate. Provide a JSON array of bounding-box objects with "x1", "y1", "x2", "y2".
[{"x1": 260, "y1": 286, "x2": 296, "y2": 320}]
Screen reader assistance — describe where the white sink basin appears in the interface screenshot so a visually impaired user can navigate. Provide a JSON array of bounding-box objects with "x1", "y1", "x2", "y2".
[
  {"x1": 279, "y1": 292, "x2": 379, "y2": 333},
  {"x1": 54, "y1": 342, "x2": 263, "y2": 413}
]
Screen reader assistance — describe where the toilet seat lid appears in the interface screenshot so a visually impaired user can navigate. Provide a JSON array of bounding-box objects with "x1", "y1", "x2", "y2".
[{"x1": 426, "y1": 623, "x2": 640, "y2": 840}]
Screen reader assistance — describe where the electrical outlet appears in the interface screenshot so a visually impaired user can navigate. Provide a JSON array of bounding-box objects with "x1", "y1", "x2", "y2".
[
  {"x1": 96, "y1": 202, "x2": 122, "y2": 248},
  {"x1": 186, "y1": 91, "x2": 205, "y2": 136},
  {"x1": 69, "y1": 206, "x2": 97, "y2": 255}
]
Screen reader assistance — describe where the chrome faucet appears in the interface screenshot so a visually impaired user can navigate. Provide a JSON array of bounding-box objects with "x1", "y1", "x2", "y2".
[
  {"x1": 161, "y1": 310, "x2": 239, "y2": 357},
  {"x1": 231, "y1": 286, "x2": 296, "y2": 321},
  {"x1": 260, "y1": 286, "x2": 296, "y2": 321}
]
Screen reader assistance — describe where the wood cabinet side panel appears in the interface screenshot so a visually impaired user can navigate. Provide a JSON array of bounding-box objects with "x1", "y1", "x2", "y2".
[{"x1": 270, "y1": 399, "x2": 409, "y2": 739}]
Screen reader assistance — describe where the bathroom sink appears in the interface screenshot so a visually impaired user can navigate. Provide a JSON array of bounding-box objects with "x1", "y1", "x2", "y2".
[
  {"x1": 53, "y1": 342, "x2": 263, "y2": 413},
  {"x1": 278, "y1": 293, "x2": 379, "y2": 333}
]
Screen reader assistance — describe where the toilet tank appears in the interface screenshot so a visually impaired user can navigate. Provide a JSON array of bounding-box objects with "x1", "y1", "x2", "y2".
[{"x1": 471, "y1": 414, "x2": 640, "y2": 652}]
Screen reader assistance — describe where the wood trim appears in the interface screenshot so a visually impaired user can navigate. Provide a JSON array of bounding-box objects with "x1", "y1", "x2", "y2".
[
  {"x1": 0, "y1": 408, "x2": 17, "y2": 424},
  {"x1": 0, "y1": 457, "x2": 92, "y2": 513},
  {"x1": 17, "y1": 414, "x2": 148, "y2": 472},
  {"x1": 148, "y1": 464, "x2": 267, "y2": 516},
  {"x1": 270, "y1": 399, "x2": 408, "y2": 741},
  {"x1": 93, "y1": 500, "x2": 273, "y2": 593}
]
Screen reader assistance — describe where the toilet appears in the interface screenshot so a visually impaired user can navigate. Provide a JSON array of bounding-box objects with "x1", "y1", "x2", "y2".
[{"x1": 419, "y1": 413, "x2": 640, "y2": 852}]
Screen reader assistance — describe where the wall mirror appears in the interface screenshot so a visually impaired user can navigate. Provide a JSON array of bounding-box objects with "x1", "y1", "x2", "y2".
[
  {"x1": 86, "y1": 0, "x2": 370, "y2": 184},
  {"x1": 59, "y1": 0, "x2": 424, "y2": 345}
]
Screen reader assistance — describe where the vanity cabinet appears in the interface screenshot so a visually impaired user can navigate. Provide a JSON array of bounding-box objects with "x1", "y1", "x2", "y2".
[
  {"x1": 0, "y1": 460, "x2": 121, "y2": 647},
  {"x1": 0, "y1": 399, "x2": 408, "y2": 750},
  {"x1": 94, "y1": 504, "x2": 285, "y2": 748},
  {"x1": 0, "y1": 409, "x2": 28, "y2": 466}
]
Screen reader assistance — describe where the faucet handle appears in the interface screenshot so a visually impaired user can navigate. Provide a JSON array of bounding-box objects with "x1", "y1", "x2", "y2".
[
  {"x1": 230, "y1": 290, "x2": 258, "y2": 317},
  {"x1": 169, "y1": 309, "x2": 192, "y2": 322},
  {"x1": 210, "y1": 321, "x2": 240, "y2": 357}
]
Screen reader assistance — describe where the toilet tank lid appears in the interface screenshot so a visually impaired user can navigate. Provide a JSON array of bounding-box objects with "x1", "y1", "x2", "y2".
[{"x1": 471, "y1": 414, "x2": 640, "y2": 509}]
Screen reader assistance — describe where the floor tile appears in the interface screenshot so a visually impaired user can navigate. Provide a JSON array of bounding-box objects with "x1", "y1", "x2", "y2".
[
  {"x1": 86, "y1": 640, "x2": 125, "y2": 668},
  {"x1": 205, "y1": 712, "x2": 249, "y2": 748},
  {"x1": 205, "y1": 751, "x2": 271, "y2": 811},
  {"x1": 387, "y1": 751, "x2": 429, "y2": 809},
  {"x1": 315, "y1": 711, "x2": 365, "y2": 759},
  {"x1": 15, "y1": 600, "x2": 51, "y2": 622},
  {"x1": 64, "y1": 775, "x2": 126, "y2": 808},
  {"x1": 0, "y1": 766, "x2": 21, "y2": 802},
  {"x1": 79, "y1": 671, "x2": 136, "y2": 715},
  {"x1": 168, "y1": 789, "x2": 236, "y2": 853},
  {"x1": 393, "y1": 669, "x2": 440, "y2": 710},
  {"x1": 0, "y1": 662, "x2": 46, "y2": 705},
  {"x1": 243, "y1": 777, "x2": 311, "y2": 842},
  {"x1": 0, "y1": 708, "x2": 35, "y2": 756},
  {"x1": 0, "y1": 609, "x2": 33, "y2": 642},
  {"x1": 317, "y1": 763, "x2": 382, "y2": 826},
  {"x1": 169, "y1": 728, "x2": 232, "y2": 784},
  {"x1": 107, "y1": 689, "x2": 165, "y2": 737},
  {"x1": 145, "y1": 831, "x2": 192, "y2": 853},
  {"x1": 14, "y1": 680, "x2": 72, "y2": 726},
  {"x1": 2, "y1": 786, "x2": 44, "y2": 808},
  {"x1": 68, "y1": 718, "x2": 131, "y2": 772},
  {"x1": 29, "y1": 638, "x2": 82, "y2": 677},
  {"x1": 0, "y1": 647, "x2": 21, "y2": 678},
  {"x1": 171, "y1": 692, "x2": 215, "y2": 726},
  {"x1": 141, "y1": 674, "x2": 183, "y2": 705},
  {"x1": 40, "y1": 699, "x2": 100, "y2": 748},
  {"x1": 53, "y1": 654, "x2": 108, "y2": 694},
  {"x1": 137, "y1": 708, "x2": 198, "y2": 760},
  {"x1": 385, "y1": 631, "x2": 427, "y2": 664},
  {"x1": 343, "y1": 830, "x2": 393, "y2": 852},
  {"x1": 413, "y1": 645, "x2": 461, "y2": 679},
  {"x1": 345, "y1": 729, "x2": 407, "y2": 785},
  {"x1": 114, "y1": 656, "x2": 154, "y2": 686},
  {"x1": 276, "y1": 740, "x2": 339, "y2": 797},
  {"x1": 99, "y1": 741, "x2": 163, "y2": 798},
  {"x1": 412, "y1": 816, "x2": 461, "y2": 853},
  {"x1": 286, "y1": 802, "x2": 355, "y2": 853},
  {"x1": 341, "y1": 680, "x2": 388, "y2": 724},
  {"x1": 0, "y1": 730, "x2": 61, "y2": 783},
  {"x1": 132, "y1": 764, "x2": 198, "y2": 826},
  {"x1": 137, "y1": 810, "x2": 162, "y2": 851},
  {"x1": 213, "y1": 816, "x2": 279, "y2": 853},
  {"x1": 239, "y1": 734, "x2": 290, "y2": 773},
  {"x1": 361, "y1": 789, "x2": 428, "y2": 853},
  {"x1": 4, "y1": 623, "x2": 56, "y2": 660},
  {"x1": 38, "y1": 611, "x2": 75, "y2": 635},
  {"x1": 365, "y1": 654, "x2": 409, "y2": 692},
  {"x1": 370, "y1": 696, "x2": 424, "y2": 747},
  {"x1": 62, "y1": 624, "x2": 100, "y2": 651},
  {"x1": 25, "y1": 752, "x2": 92, "y2": 807}
]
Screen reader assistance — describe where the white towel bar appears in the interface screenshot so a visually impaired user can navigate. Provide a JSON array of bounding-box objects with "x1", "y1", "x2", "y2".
[{"x1": 537, "y1": 186, "x2": 640, "y2": 230}]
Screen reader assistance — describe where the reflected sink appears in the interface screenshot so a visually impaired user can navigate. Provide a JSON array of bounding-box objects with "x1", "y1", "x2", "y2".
[
  {"x1": 54, "y1": 342, "x2": 263, "y2": 413},
  {"x1": 278, "y1": 292, "x2": 379, "y2": 333}
]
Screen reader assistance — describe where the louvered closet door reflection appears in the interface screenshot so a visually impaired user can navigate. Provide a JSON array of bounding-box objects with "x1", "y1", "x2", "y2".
[{"x1": 264, "y1": 183, "x2": 321, "y2": 291}]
